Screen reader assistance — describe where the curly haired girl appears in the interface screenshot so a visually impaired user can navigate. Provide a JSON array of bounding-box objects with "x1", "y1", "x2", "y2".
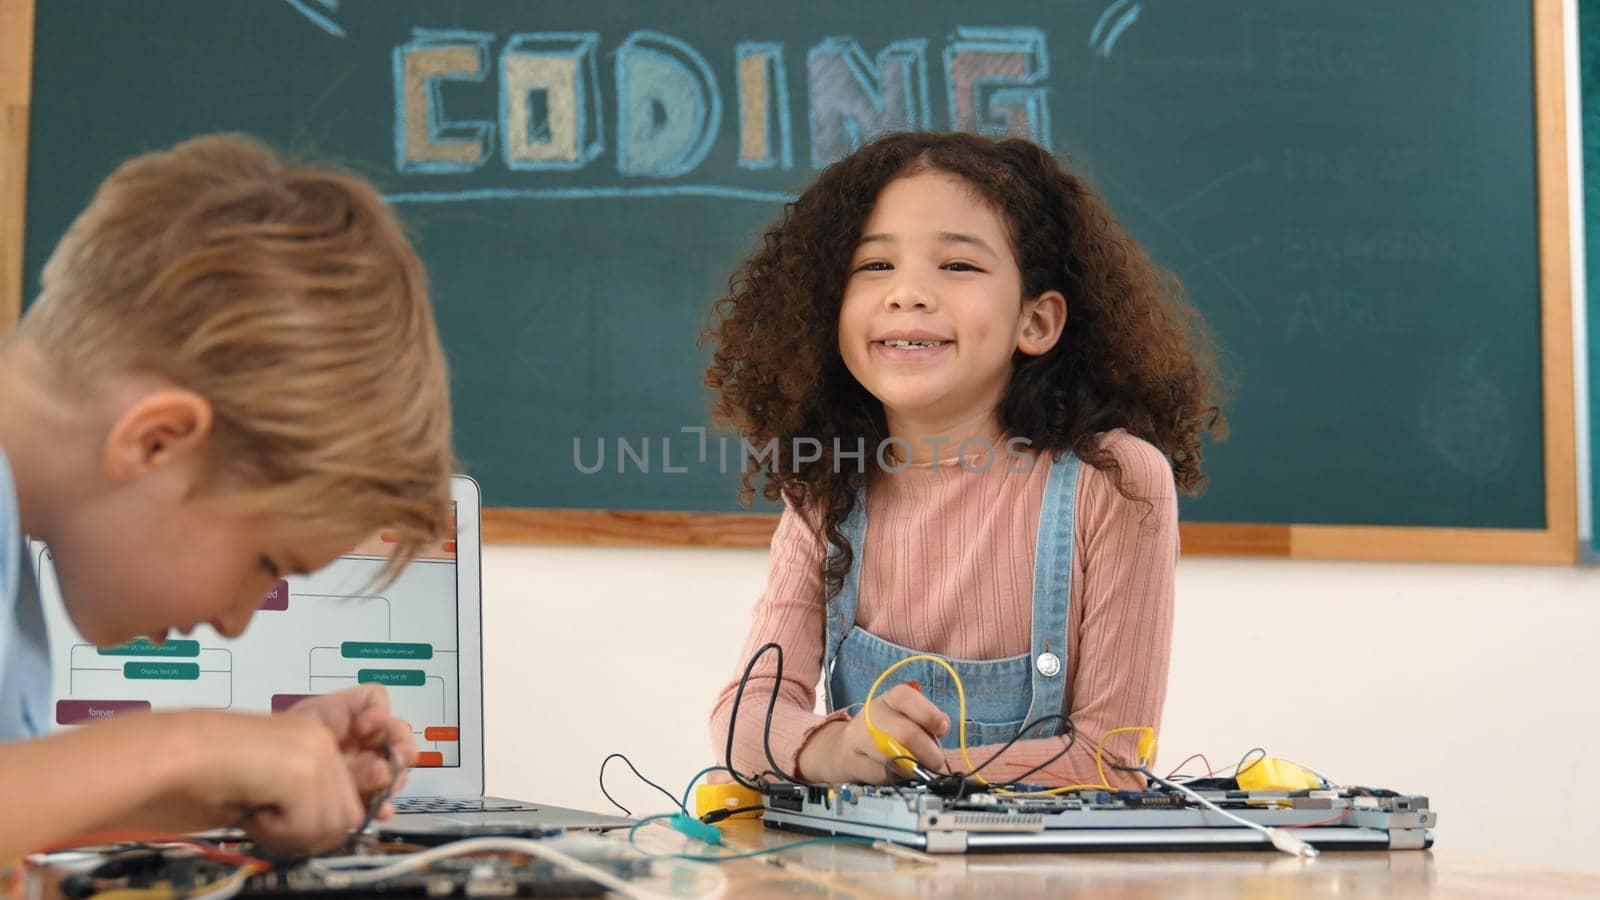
[{"x1": 706, "y1": 131, "x2": 1223, "y2": 788}]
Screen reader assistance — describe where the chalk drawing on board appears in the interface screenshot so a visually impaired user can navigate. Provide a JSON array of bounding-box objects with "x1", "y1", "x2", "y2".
[
  {"x1": 736, "y1": 42, "x2": 794, "y2": 171},
  {"x1": 1417, "y1": 354, "x2": 1515, "y2": 479},
  {"x1": 1157, "y1": 157, "x2": 1263, "y2": 221},
  {"x1": 943, "y1": 28, "x2": 1051, "y2": 147},
  {"x1": 284, "y1": 0, "x2": 344, "y2": 39},
  {"x1": 393, "y1": 30, "x2": 495, "y2": 174},
  {"x1": 807, "y1": 37, "x2": 931, "y2": 168},
  {"x1": 1097, "y1": 168, "x2": 1263, "y2": 328},
  {"x1": 616, "y1": 31, "x2": 722, "y2": 178},
  {"x1": 500, "y1": 33, "x2": 604, "y2": 172},
  {"x1": 383, "y1": 186, "x2": 797, "y2": 205},
  {"x1": 1090, "y1": 0, "x2": 1141, "y2": 58}
]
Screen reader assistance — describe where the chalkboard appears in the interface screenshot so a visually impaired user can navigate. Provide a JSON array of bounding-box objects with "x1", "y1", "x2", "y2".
[
  {"x1": 12, "y1": 1, "x2": 1577, "y2": 559},
  {"x1": 1582, "y1": 0, "x2": 1600, "y2": 557}
]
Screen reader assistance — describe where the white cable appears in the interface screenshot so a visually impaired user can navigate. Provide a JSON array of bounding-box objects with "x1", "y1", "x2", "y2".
[
  {"x1": 1140, "y1": 770, "x2": 1319, "y2": 859},
  {"x1": 304, "y1": 836, "x2": 726, "y2": 899}
]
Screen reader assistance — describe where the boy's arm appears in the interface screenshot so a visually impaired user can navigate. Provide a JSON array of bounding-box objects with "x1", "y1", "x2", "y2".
[
  {"x1": 0, "y1": 690, "x2": 411, "y2": 862},
  {"x1": 0, "y1": 711, "x2": 223, "y2": 860}
]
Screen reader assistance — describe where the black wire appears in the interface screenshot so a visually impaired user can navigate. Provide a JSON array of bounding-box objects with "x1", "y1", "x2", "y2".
[
  {"x1": 722, "y1": 643, "x2": 777, "y2": 791},
  {"x1": 883, "y1": 755, "x2": 925, "y2": 784},
  {"x1": 723, "y1": 642, "x2": 817, "y2": 790},
  {"x1": 1232, "y1": 747, "x2": 1266, "y2": 779},
  {"x1": 699, "y1": 805, "x2": 765, "y2": 824},
  {"x1": 598, "y1": 753, "x2": 686, "y2": 817},
  {"x1": 965, "y1": 715, "x2": 1075, "y2": 786},
  {"x1": 757, "y1": 642, "x2": 817, "y2": 787}
]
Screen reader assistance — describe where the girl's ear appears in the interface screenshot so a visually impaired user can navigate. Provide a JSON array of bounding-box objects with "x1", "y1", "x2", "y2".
[{"x1": 1017, "y1": 290, "x2": 1067, "y2": 357}]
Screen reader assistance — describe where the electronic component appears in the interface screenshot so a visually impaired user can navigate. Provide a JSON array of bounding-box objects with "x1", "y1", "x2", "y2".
[
  {"x1": 51, "y1": 834, "x2": 651, "y2": 898},
  {"x1": 693, "y1": 783, "x2": 764, "y2": 822},
  {"x1": 1235, "y1": 756, "x2": 1324, "y2": 792}
]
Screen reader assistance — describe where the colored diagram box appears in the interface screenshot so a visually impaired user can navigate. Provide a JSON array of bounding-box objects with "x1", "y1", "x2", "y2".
[
  {"x1": 271, "y1": 693, "x2": 317, "y2": 713},
  {"x1": 98, "y1": 639, "x2": 200, "y2": 658},
  {"x1": 423, "y1": 726, "x2": 459, "y2": 742},
  {"x1": 125, "y1": 662, "x2": 200, "y2": 680},
  {"x1": 342, "y1": 641, "x2": 433, "y2": 660},
  {"x1": 260, "y1": 580, "x2": 289, "y2": 611},
  {"x1": 357, "y1": 669, "x2": 425, "y2": 686},
  {"x1": 56, "y1": 699, "x2": 150, "y2": 724},
  {"x1": 414, "y1": 752, "x2": 445, "y2": 767}
]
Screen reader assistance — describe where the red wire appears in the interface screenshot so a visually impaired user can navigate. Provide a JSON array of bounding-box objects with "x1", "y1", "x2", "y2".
[
  {"x1": 1164, "y1": 753, "x2": 1214, "y2": 779},
  {"x1": 1000, "y1": 760, "x2": 1073, "y2": 782}
]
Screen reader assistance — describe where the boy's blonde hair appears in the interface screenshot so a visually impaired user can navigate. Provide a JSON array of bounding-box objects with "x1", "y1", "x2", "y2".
[{"x1": 21, "y1": 134, "x2": 453, "y2": 574}]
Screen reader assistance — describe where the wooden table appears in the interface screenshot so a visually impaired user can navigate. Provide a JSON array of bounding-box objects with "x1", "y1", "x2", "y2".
[
  {"x1": 628, "y1": 819, "x2": 1598, "y2": 899},
  {"x1": 16, "y1": 821, "x2": 1595, "y2": 898}
]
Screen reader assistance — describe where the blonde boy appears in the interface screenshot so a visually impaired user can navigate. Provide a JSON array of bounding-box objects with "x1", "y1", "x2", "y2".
[{"x1": 0, "y1": 135, "x2": 453, "y2": 857}]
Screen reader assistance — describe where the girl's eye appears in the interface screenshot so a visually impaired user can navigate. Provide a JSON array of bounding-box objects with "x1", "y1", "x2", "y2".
[
  {"x1": 943, "y1": 261, "x2": 983, "y2": 272},
  {"x1": 854, "y1": 261, "x2": 891, "y2": 273}
]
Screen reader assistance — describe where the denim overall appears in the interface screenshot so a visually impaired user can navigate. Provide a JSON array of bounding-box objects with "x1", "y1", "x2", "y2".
[{"x1": 823, "y1": 452, "x2": 1082, "y2": 748}]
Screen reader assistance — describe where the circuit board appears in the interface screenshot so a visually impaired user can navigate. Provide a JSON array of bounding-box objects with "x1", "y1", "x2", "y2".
[
  {"x1": 49, "y1": 834, "x2": 652, "y2": 898},
  {"x1": 762, "y1": 783, "x2": 1435, "y2": 853}
]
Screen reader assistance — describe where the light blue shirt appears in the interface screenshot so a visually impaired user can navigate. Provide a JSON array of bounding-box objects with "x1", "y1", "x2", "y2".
[{"x1": 0, "y1": 443, "x2": 49, "y2": 741}]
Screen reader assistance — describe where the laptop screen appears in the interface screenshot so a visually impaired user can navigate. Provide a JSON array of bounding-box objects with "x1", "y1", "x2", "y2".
[{"x1": 38, "y1": 510, "x2": 465, "y2": 770}]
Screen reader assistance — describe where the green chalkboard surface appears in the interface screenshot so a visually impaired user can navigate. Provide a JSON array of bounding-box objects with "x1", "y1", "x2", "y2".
[
  {"x1": 23, "y1": 1, "x2": 1549, "y2": 529},
  {"x1": 1582, "y1": 0, "x2": 1600, "y2": 554}
]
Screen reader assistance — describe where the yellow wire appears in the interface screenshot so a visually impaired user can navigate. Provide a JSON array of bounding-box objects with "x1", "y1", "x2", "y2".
[
  {"x1": 861, "y1": 654, "x2": 1154, "y2": 794},
  {"x1": 862, "y1": 654, "x2": 987, "y2": 784}
]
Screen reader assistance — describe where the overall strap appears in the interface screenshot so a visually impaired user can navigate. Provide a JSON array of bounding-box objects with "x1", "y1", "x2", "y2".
[
  {"x1": 1020, "y1": 451, "x2": 1083, "y2": 734},
  {"x1": 822, "y1": 487, "x2": 869, "y2": 710}
]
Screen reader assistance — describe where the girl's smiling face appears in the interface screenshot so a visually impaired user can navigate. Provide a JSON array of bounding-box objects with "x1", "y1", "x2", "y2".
[{"x1": 838, "y1": 170, "x2": 1065, "y2": 442}]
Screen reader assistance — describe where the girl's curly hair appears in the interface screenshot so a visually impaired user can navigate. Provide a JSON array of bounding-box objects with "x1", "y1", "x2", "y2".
[{"x1": 706, "y1": 131, "x2": 1225, "y2": 599}]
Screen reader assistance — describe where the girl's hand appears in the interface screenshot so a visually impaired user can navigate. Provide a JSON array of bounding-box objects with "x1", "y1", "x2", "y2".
[{"x1": 796, "y1": 683, "x2": 950, "y2": 784}]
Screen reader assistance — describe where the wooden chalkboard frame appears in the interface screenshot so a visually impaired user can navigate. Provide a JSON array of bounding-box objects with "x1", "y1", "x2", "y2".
[{"x1": 0, "y1": 0, "x2": 1577, "y2": 562}]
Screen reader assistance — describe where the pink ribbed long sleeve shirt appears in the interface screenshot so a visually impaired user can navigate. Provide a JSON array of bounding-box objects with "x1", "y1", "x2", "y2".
[{"x1": 708, "y1": 430, "x2": 1177, "y2": 788}]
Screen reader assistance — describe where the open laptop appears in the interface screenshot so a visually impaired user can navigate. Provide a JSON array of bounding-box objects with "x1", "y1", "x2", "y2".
[{"x1": 37, "y1": 474, "x2": 631, "y2": 834}]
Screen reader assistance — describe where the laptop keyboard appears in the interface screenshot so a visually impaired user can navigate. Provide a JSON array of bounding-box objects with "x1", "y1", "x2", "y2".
[{"x1": 393, "y1": 797, "x2": 539, "y2": 813}]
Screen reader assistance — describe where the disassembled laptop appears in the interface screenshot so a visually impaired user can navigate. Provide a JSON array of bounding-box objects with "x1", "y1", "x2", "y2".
[{"x1": 762, "y1": 781, "x2": 1435, "y2": 853}]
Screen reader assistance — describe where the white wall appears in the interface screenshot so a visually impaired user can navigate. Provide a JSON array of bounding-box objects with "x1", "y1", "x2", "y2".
[{"x1": 482, "y1": 545, "x2": 1600, "y2": 871}]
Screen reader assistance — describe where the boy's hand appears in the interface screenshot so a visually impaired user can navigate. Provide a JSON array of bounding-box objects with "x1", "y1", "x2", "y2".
[
  {"x1": 155, "y1": 689, "x2": 415, "y2": 854},
  {"x1": 153, "y1": 711, "x2": 365, "y2": 854},
  {"x1": 796, "y1": 683, "x2": 950, "y2": 784},
  {"x1": 288, "y1": 685, "x2": 419, "y2": 817}
]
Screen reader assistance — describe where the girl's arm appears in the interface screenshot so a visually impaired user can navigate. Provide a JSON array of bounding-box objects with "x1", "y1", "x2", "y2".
[
  {"x1": 942, "y1": 433, "x2": 1177, "y2": 789},
  {"x1": 707, "y1": 502, "x2": 848, "y2": 780}
]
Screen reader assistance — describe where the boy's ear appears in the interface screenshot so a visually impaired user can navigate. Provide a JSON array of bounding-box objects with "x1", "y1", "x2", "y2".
[
  {"x1": 102, "y1": 389, "x2": 215, "y2": 481},
  {"x1": 1017, "y1": 290, "x2": 1067, "y2": 357}
]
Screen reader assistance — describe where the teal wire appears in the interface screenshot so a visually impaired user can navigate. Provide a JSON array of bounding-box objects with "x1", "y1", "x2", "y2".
[
  {"x1": 678, "y1": 765, "x2": 734, "y2": 811},
  {"x1": 630, "y1": 781, "x2": 876, "y2": 864},
  {"x1": 627, "y1": 812, "x2": 678, "y2": 847}
]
